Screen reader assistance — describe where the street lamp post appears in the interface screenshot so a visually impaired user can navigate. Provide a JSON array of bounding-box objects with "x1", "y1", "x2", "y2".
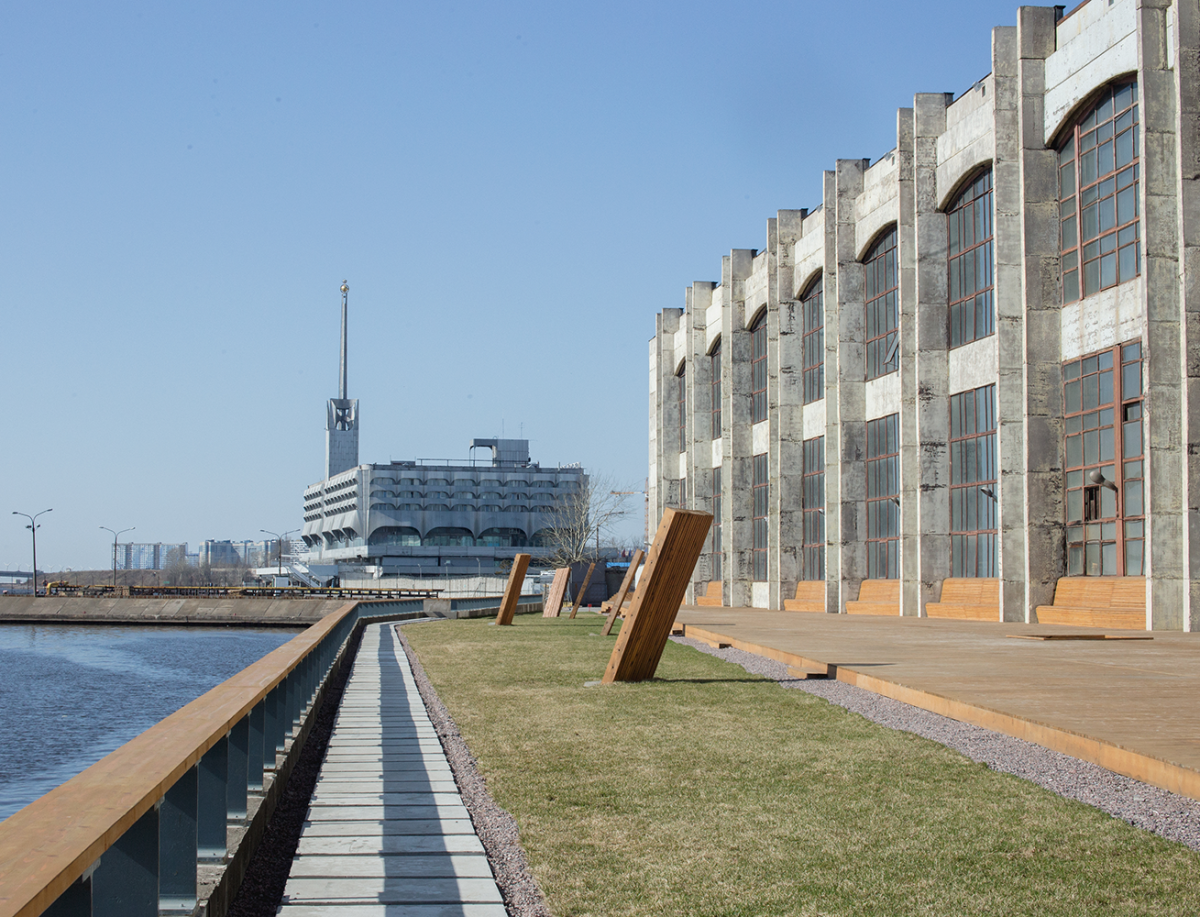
[
  {"x1": 100, "y1": 526, "x2": 135, "y2": 588},
  {"x1": 261, "y1": 529, "x2": 299, "y2": 576},
  {"x1": 12, "y1": 509, "x2": 52, "y2": 597}
]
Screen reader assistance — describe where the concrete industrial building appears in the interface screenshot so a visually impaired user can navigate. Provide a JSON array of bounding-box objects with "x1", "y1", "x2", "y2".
[
  {"x1": 649, "y1": 0, "x2": 1199, "y2": 630},
  {"x1": 301, "y1": 284, "x2": 587, "y2": 576}
]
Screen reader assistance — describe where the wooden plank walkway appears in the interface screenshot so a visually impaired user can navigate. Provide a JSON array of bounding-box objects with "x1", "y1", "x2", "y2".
[
  {"x1": 278, "y1": 622, "x2": 505, "y2": 916},
  {"x1": 675, "y1": 606, "x2": 1200, "y2": 802}
]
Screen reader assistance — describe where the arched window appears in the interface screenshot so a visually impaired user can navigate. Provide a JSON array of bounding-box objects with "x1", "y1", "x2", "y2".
[
  {"x1": 478, "y1": 528, "x2": 528, "y2": 547},
  {"x1": 710, "y1": 339, "x2": 722, "y2": 440},
  {"x1": 948, "y1": 170, "x2": 994, "y2": 347},
  {"x1": 424, "y1": 527, "x2": 475, "y2": 547},
  {"x1": 676, "y1": 362, "x2": 687, "y2": 453},
  {"x1": 1060, "y1": 80, "x2": 1140, "y2": 304},
  {"x1": 368, "y1": 527, "x2": 421, "y2": 547},
  {"x1": 864, "y1": 228, "x2": 898, "y2": 380},
  {"x1": 801, "y1": 276, "x2": 824, "y2": 403},
  {"x1": 750, "y1": 311, "x2": 768, "y2": 423}
]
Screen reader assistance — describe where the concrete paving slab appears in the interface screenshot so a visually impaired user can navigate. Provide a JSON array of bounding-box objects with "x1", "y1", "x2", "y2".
[
  {"x1": 278, "y1": 903, "x2": 507, "y2": 916},
  {"x1": 296, "y1": 834, "x2": 486, "y2": 857},
  {"x1": 282, "y1": 877, "x2": 502, "y2": 905},
  {"x1": 282, "y1": 624, "x2": 502, "y2": 914},
  {"x1": 287, "y1": 853, "x2": 493, "y2": 878},
  {"x1": 300, "y1": 819, "x2": 477, "y2": 837},
  {"x1": 305, "y1": 805, "x2": 471, "y2": 822}
]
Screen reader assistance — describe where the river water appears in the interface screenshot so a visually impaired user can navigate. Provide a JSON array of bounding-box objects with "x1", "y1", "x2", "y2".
[{"x1": 0, "y1": 623, "x2": 299, "y2": 821}]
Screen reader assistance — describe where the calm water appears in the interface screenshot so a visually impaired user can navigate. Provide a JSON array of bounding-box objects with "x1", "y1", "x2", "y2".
[{"x1": 0, "y1": 624, "x2": 299, "y2": 821}]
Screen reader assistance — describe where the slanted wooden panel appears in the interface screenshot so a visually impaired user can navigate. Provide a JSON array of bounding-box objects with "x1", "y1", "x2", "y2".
[
  {"x1": 542, "y1": 568, "x2": 571, "y2": 618},
  {"x1": 694, "y1": 581, "x2": 723, "y2": 606},
  {"x1": 495, "y1": 553, "x2": 531, "y2": 626},
  {"x1": 602, "y1": 508, "x2": 712, "y2": 684},
  {"x1": 601, "y1": 550, "x2": 644, "y2": 637},
  {"x1": 784, "y1": 581, "x2": 824, "y2": 612},
  {"x1": 568, "y1": 562, "x2": 597, "y2": 619}
]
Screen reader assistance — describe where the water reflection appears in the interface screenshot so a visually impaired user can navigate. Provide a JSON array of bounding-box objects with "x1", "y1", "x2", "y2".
[{"x1": 0, "y1": 624, "x2": 298, "y2": 820}]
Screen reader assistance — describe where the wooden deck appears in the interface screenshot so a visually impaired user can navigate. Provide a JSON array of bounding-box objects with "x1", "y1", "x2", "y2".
[
  {"x1": 278, "y1": 622, "x2": 505, "y2": 914},
  {"x1": 675, "y1": 606, "x2": 1200, "y2": 802}
]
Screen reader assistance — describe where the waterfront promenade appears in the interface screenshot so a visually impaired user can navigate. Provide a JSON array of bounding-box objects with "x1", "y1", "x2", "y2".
[{"x1": 278, "y1": 622, "x2": 504, "y2": 914}]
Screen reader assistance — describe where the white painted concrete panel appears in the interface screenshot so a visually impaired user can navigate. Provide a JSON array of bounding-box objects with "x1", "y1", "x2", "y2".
[
  {"x1": 865, "y1": 372, "x2": 901, "y2": 421},
  {"x1": 948, "y1": 337, "x2": 999, "y2": 396},
  {"x1": 802, "y1": 399, "x2": 826, "y2": 441},
  {"x1": 752, "y1": 420, "x2": 769, "y2": 455}
]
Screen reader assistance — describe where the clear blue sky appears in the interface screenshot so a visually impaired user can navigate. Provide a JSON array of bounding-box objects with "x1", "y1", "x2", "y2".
[{"x1": 2, "y1": 0, "x2": 1032, "y2": 572}]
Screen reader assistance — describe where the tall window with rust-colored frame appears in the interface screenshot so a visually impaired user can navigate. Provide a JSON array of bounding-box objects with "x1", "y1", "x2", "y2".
[
  {"x1": 676, "y1": 363, "x2": 686, "y2": 454},
  {"x1": 866, "y1": 414, "x2": 900, "y2": 578},
  {"x1": 864, "y1": 228, "x2": 899, "y2": 380},
  {"x1": 949, "y1": 385, "x2": 997, "y2": 577},
  {"x1": 752, "y1": 453, "x2": 768, "y2": 581},
  {"x1": 750, "y1": 312, "x2": 768, "y2": 424},
  {"x1": 802, "y1": 436, "x2": 825, "y2": 581},
  {"x1": 802, "y1": 276, "x2": 824, "y2": 403},
  {"x1": 710, "y1": 340, "x2": 722, "y2": 441},
  {"x1": 1059, "y1": 80, "x2": 1140, "y2": 304},
  {"x1": 1063, "y1": 341, "x2": 1144, "y2": 575},
  {"x1": 948, "y1": 171, "x2": 994, "y2": 348},
  {"x1": 711, "y1": 466, "x2": 722, "y2": 583}
]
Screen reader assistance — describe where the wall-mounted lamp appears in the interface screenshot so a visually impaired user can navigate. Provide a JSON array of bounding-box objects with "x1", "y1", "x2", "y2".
[{"x1": 1088, "y1": 469, "x2": 1119, "y2": 492}]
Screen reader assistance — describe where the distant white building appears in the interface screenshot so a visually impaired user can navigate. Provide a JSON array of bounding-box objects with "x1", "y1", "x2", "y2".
[{"x1": 301, "y1": 284, "x2": 586, "y2": 576}]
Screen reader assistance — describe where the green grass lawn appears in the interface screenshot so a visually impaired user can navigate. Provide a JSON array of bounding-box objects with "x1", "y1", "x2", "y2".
[{"x1": 402, "y1": 614, "x2": 1200, "y2": 917}]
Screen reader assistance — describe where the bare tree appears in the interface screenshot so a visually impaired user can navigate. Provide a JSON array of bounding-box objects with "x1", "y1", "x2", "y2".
[{"x1": 537, "y1": 472, "x2": 632, "y2": 568}]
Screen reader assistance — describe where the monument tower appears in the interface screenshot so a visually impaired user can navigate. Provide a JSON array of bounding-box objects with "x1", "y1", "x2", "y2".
[{"x1": 325, "y1": 280, "x2": 359, "y2": 478}]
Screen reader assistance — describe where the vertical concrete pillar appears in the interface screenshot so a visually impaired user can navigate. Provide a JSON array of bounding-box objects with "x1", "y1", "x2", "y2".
[
  {"x1": 764, "y1": 218, "x2": 784, "y2": 609},
  {"x1": 159, "y1": 766, "x2": 198, "y2": 913},
  {"x1": 1017, "y1": 6, "x2": 1064, "y2": 619},
  {"x1": 1173, "y1": 0, "x2": 1200, "y2": 631},
  {"x1": 913, "y1": 93, "x2": 953, "y2": 616},
  {"x1": 836, "y1": 159, "x2": 871, "y2": 611},
  {"x1": 896, "y1": 107, "x2": 922, "y2": 615},
  {"x1": 776, "y1": 209, "x2": 808, "y2": 607},
  {"x1": 654, "y1": 308, "x2": 684, "y2": 524},
  {"x1": 728, "y1": 250, "x2": 756, "y2": 607},
  {"x1": 820, "y1": 172, "x2": 842, "y2": 613},
  {"x1": 686, "y1": 282, "x2": 713, "y2": 600},
  {"x1": 716, "y1": 277, "x2": 734, "y2": 604},
  {"x1": 992, "y1": 24, "x2": 1028, "y2": 622},
  {"x1": 1139, "y1": 0, "x2": 1186, "y2": 630},
  {"x1": 198, "y1": 735, "x2": 228, "y2": 862}
]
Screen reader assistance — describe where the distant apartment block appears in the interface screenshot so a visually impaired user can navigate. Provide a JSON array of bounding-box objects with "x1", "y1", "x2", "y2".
[{"x1": 113, "y1": 543, "x2": 187, "y2": 571}]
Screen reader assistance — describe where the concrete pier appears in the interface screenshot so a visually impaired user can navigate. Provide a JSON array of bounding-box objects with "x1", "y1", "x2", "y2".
[{"x1": 278, "y1": 622, "x2": 504, "y2": 914}]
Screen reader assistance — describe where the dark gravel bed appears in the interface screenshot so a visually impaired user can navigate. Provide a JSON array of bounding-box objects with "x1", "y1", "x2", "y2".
[
  {"x1": 226, "y1": 625, "x2": 364, "y2": 917},
  {"x1": 396, "y1": 624, "x2": 552, "y2": 917},
  {"x1": 673, "y1": 635, "x2": 1200, "y2": 852}
]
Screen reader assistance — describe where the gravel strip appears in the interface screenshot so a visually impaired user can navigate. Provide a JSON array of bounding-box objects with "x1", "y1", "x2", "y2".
[
  {"x1": 672, "y1": 635, "x2": 1200, "y2": 851},
  {"x1": 396, "y1": 624, "x2": 552, "y2": 917}
]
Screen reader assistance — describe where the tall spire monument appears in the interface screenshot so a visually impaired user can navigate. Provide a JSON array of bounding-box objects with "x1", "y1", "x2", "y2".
[{"x1": 325, "y1": 280, "x2": 360, "y2": 478}]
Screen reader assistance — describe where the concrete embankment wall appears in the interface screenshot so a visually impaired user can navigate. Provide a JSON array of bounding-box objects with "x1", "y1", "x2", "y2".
[{"x1": 0, "y1": 596, "x2": 353, "y2": 627}]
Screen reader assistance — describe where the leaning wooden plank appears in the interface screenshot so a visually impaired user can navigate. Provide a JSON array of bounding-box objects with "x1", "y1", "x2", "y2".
[
  {"x1": 542, "y1": 568, "x2": 571, "y2": 618},
  {"x1": 495, "y1": 554, "x2": 531, "y2": 626},
  {"x1": 602, "y1": 508, "x2": 712, "y2": 683},
  {"x1": 601, "y1": 550, "x2": 644, "y2": 636},
  {"x1": 568, "y1": 562, "x2": 597, "y2": 619}
]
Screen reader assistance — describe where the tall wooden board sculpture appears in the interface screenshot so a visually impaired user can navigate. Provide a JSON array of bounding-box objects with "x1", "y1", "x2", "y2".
[
  {"x1": 568, "y1": 562, "x2": 597, "y2": 619},
  {"x1": 601, "y1": 549, "x2": 644, "y2": 637},
  {"x1": 601, "y1": 508, "x2": 712, "y2": 683},
  {"x1": 542, "y1": 568, "x2": 571, "y2": 618},
  {"x1": 495, "y1": 553, "x2": 531, "y2": 626}
]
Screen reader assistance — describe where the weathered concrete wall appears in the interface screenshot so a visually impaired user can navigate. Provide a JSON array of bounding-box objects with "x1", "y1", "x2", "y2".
[{"x1": 0, "y1": 596, "x2": 351, "y2": 626}]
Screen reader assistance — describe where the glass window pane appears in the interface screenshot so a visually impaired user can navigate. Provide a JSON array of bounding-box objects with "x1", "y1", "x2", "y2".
[
  {"x1": 1102, "y1": 541, "x2": 1118, "y2": 575},
  {"x1": 1125, "y1": 480, "x2": 1143, "y2": 516},
  {"x1": 1124, "y1": 419, "x2": 1143, "y2": 457},
  {"x1": 1068, "y1": 488, "x2": 1084, "y2": 522},
  {"x1": 1126, "y1": 539, "x2": 1144, "y2": 576}
]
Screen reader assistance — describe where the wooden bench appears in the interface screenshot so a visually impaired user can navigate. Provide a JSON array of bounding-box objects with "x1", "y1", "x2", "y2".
[
  {"x1": 1035, "y1": 576, "x2": 1147, "y2": 629},
  {"x1": 600, "y1": 593, "x2": 634, "y2": 616},
  {"x1": 784, "y1": 581, "x2": 824, "y2": 612},
  {"x1": 845, "y1": 579, "x2": 899, "y2": 616},
  {"x1": 925, "y1": 578, "x2": 999, "y2": 621},
  {"x1": 695, "y1": 581, "x2": 723, "y2": 606}
]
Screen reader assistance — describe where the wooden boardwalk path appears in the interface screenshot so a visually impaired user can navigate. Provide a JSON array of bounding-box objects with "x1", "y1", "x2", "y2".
[{"x1": 278, "y1": 622, "x2": 505, "y2": 916}]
